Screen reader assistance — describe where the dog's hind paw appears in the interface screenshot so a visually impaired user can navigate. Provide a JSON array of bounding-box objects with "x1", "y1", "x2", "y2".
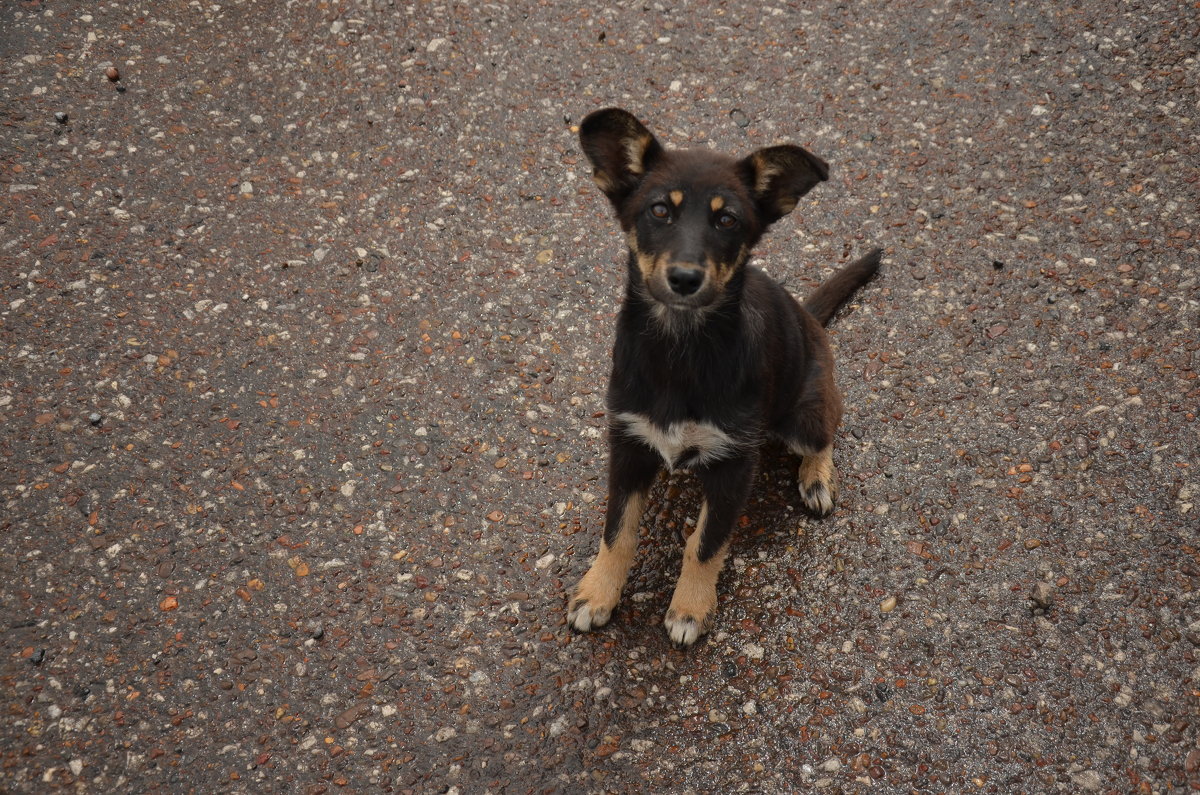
[
  {"x1": 800, "y1": 479, "x2": 836, "y2": 517},
  {"x1": 798, "y1": 453, "x2": 839, "y2": 517}
]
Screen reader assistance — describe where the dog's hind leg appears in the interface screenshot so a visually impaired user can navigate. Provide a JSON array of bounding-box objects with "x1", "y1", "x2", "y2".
[
  {"x1": 567, "y1": 436, "x2": 660, "y2": 633},
  {"x1": 794, "y1": 443, "x2": 839, "y2": 517},
  {"x1": 664, "y1": 455, "x2": 755, "y2": 648}
]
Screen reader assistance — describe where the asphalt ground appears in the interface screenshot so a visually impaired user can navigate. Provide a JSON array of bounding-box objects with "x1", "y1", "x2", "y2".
[{"x1": 2, "y1": 0, "x2": 1198, "y2": 792}]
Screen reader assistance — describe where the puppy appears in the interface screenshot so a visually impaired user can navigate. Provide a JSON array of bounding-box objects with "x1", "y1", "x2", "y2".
[{"x1": 567, "y1": 108, "x2": 881, "y2": 648}]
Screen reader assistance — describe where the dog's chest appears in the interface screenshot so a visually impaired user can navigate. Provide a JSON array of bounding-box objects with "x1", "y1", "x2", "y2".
[{"x1": 614, "y1": 412, "x2": 737, "y2": 470}]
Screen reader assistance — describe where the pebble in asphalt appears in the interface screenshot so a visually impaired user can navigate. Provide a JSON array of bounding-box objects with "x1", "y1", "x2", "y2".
[{"x1": 1, "y1": 0, "x2": 1197, "y2": 792}]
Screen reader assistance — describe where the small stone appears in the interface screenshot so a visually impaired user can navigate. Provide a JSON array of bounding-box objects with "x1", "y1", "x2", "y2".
[
  {"x1": 159, "y1": 596, "x2": 179, "y2": 611},
  {"x1": 880, "y1": 596, "x2": 898, "y2": 613},
  {"x1": 333, "y1": 702, "x2": 369, "y2": 730},
  {"x1": 1070, "y1": 770, "x2": 1101, "y2": 791},
  {"x1": 31, "y1": 648, "x2": 46, "y2": 665},
  {"x1": 105, "y1": 66, "x2": 120, "y2": 81},
  {"x1": 1023, "y1": 538, "x2": 1042, "y2": 550},
  {"x1": 1030, "y1": 581, "x2": 1053, "y2": 610},
  {"x1": 729, "y1": 108, "x2": 750, "y2": 128},
  {"x1": 55, "y1": 111, "x2": 68, "y2": 124}
]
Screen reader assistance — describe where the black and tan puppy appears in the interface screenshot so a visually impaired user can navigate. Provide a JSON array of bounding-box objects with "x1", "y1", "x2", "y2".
[{"x1": 567, "y1": 108, "x2": 881, "y2": 647}]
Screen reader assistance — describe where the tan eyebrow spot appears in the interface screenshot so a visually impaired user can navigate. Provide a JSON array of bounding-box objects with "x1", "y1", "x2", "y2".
[
  {"x1": 669, "y1": 190, "x2": 684, "y2": 206},
  {"x1": 710, "y1": 195, "x2": 725, "y2": 212}
]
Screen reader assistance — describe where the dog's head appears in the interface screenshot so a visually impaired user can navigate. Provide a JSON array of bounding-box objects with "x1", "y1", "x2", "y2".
[{"x1": 579, "y1": 107, "x2": 828, "y2": 311}]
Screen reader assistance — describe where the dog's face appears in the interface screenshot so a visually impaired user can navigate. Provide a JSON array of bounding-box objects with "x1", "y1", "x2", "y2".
[{"x1": 580, "y1": 108, "x2": 829, "y2": 311}]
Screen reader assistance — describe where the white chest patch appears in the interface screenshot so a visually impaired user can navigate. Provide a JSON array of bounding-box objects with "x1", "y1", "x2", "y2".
[{"x1": 614, "y1": 412, "x2": 738, "y2": 470}]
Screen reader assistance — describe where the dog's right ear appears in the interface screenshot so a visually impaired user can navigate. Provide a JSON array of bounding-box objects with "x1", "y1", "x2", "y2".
[{"x1": 579, "y1": 108, "x2": 664, "y2": 208}]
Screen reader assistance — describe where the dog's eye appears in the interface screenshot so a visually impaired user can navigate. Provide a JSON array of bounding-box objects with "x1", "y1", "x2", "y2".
[
  {"x1": 715, "y1": 212, "x2": 738, "y2": 230},
  {"x1": 649, "y1": 202, "x2": 670, "y2": 219}
]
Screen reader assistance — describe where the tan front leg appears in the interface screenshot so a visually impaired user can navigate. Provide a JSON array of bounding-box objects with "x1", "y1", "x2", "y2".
[
  {"x1": 664, "y1": 504, "x2": 728, "y2": 647},
  {"x1": 798, "y1": 444, "x2": 838, "y2": 517},
  {"x1": 567, "y1": 490, "x2": 647, "y2": 632}
]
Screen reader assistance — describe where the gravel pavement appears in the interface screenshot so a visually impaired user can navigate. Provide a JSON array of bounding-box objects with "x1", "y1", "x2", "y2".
[{"x1": 2, "y1": 1, "x2": 1198, "y2": 792}]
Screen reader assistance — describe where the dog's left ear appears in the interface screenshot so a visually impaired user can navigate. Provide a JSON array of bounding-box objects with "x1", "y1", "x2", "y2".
[
  {"x1": 579, "y1": 108, "x2": 665, "y2": 209},
  {"x1": 740, "y1": 145, "x2": 829, "y2": 223}
]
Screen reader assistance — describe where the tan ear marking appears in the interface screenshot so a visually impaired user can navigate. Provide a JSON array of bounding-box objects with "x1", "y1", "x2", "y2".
[
  {"x1": 624, "y1": 133, "x2": 653, "y2": 175},
  {"x1": 752, "y1": 153, "x2": 781, "y2": 196}
]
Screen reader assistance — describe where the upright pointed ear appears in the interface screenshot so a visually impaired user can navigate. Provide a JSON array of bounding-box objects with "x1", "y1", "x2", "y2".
[
  {"x1": 579, "y1": 108, "x2": 664, "y2": 208},
  {"x1": 739, "y1": 145, "x2": 829, "y2": 224}
]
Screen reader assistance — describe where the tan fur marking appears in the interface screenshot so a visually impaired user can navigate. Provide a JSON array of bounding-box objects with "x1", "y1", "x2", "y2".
[
  {"x1": 799, "y1": 444, "x2": 835, "y2": 487},
  {"x1": 593, "y1": 171, "x2": 615, "y2": 193},
  {"x1": 635, "y1": 251, "x2": 659, "y2": 283},
  {"x1": 709, "y1": 257, "x2": 735, "y2": 291},
  {"x1": 624, "y1": 134, "x2": 652, "y2": 175},
  {"x1": 568, "y1": 490, "x2": 648, "y2": 632},
  {"x1": 664, "y1": 504, "x2": 728, "y2": 646},
  {"x1": 627, "y1": 234, "x2": 661, "y2": 285},
  {"x1": 709, "y1": 195, "x2": 725, "y2": 212},
  {"x1": 798, "y1": 445, "x2": 838, "y2": 516},
  {"x1": 752, "y1": 153, "x2": 781, "y2": 196},
  {"x1": 669, "y1": 190, "x2": 684, "y2": 206},
  {"x1": 777, "y1": 197, "x2": 798, "y2": 215},
  {"x1": 708, "y1": 245, "x2": 749, "y2": 292}
]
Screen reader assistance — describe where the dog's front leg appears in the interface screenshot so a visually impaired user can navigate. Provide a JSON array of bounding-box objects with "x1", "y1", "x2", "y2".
[
  {"x1": 567, "y1": 434, "x2": 661, "y2": 633},
  {"x1": 664, "y1": 455, "x2": 756, "y2": 648}
]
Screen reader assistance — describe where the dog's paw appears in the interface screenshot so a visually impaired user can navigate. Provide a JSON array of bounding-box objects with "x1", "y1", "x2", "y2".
[
  {"x1": 567, "y1": 596, "x2": 614, "y2": 633},
  {"x1": 800, "y1": 478, "x2": 837, "y2": 517},
  {"x1": 799, "y1": 458, "x2": 839, "y2": 517},
  {"x1": 567, "y1": 570, "x2": 622, "y2": 633},
  {"x1": 663, "y1": 607, "x2": 711, "y2": 648}
]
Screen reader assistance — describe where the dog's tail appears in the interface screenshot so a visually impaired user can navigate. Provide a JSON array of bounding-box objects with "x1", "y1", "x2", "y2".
[{"x1": 803, "y1": 248, "x2": 882, "y2": 326}]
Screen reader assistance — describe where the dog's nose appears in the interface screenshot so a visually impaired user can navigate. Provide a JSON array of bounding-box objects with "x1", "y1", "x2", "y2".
[{"x1": 667, "y1": 265, "x2": 704, "y2": 296}]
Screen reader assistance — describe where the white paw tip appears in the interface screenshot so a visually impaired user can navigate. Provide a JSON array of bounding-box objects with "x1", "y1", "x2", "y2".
[
  {"x1": 801, "y1": 481, "x2": 835, "y2": 516},
  {"x1": 663, "y1": 611, "x2": 706, "y2": 648},
  {"x1": 567, "y1": 600, "x2": 611, "y2": 633}
]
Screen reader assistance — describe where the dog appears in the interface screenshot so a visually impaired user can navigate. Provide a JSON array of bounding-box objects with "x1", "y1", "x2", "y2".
[{"x1": 566, "y1": 107, "x2": 881, "y2": 648}]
